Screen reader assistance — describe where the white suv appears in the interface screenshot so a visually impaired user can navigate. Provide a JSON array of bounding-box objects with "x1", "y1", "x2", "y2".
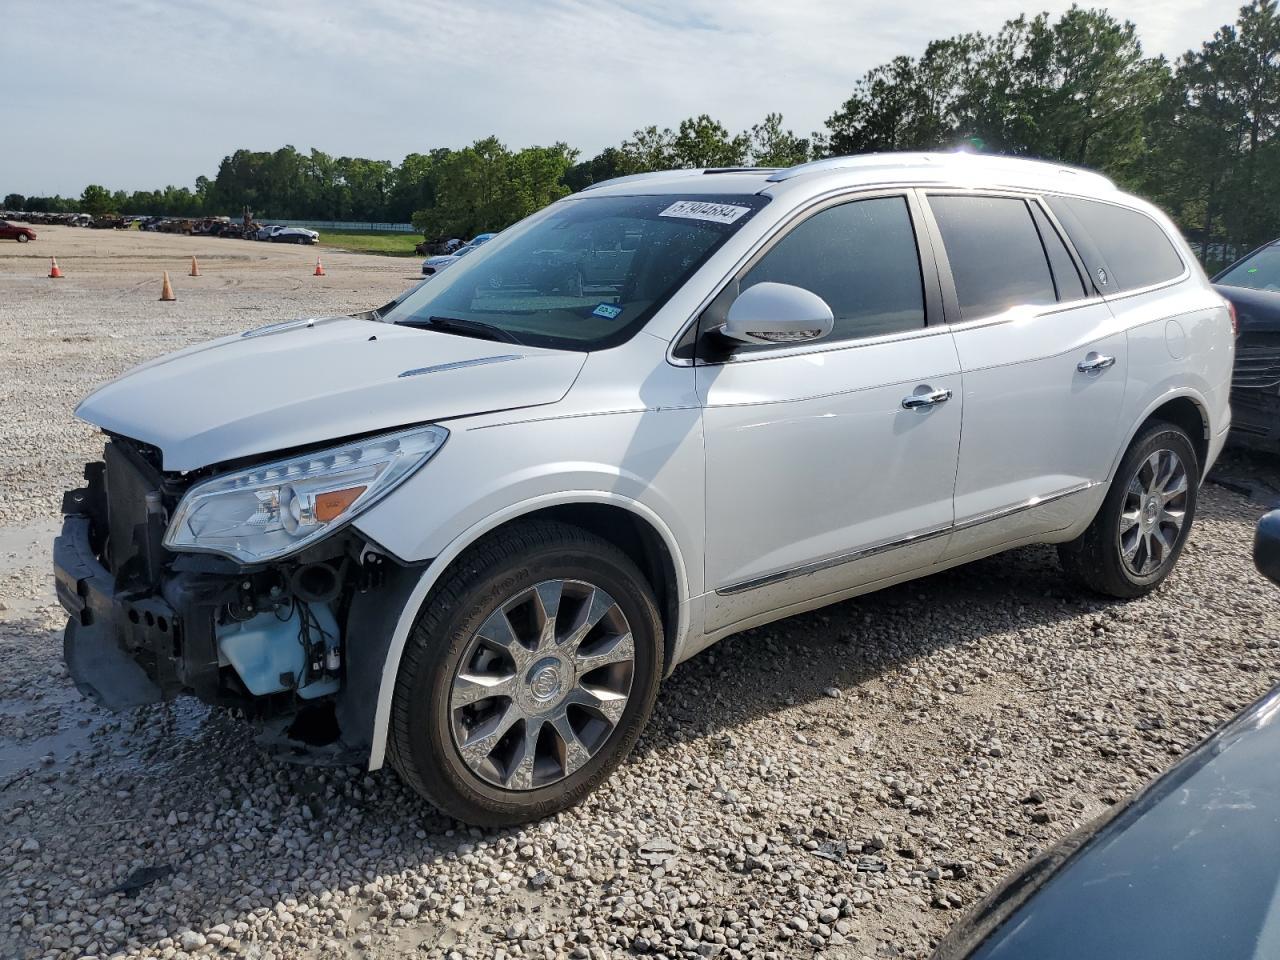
[{"x1": 56, "y1": 153, "x2": 1233, "y2": 824}]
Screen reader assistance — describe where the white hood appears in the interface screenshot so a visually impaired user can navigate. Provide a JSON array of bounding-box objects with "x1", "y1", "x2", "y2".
[{"x1": 76, "y1": 317, "x2": 585, "y2": 471}]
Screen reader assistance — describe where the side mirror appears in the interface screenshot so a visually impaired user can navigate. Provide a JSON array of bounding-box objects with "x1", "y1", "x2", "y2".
[
  {"x1": 722, "y1": 282, "x2": 834, "y2": 345},
  {"x1": 1256, "y1": 510, "x2": 1280, "y2": 587}
]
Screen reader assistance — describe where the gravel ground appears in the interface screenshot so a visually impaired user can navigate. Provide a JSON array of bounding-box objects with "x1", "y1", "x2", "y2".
[{"x1": 3, "y1": 226, "x2": 1280, "y2": 960}]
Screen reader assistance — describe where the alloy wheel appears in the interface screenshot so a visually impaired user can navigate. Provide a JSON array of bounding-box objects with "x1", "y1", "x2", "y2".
[
  {"x1": 448, "y1": 579, "x2": 635, "y2": 791},
  {"x1": 1118, "y1": 448, "x2": 1188, "y2": 576}
]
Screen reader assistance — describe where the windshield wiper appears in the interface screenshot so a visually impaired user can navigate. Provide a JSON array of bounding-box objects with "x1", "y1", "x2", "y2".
[{"x1": 397, "y1": 315, "x2": 523, "y2": 345}]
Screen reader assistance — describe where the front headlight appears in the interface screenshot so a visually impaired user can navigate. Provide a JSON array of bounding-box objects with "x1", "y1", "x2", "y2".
[{"x1": 164, "y1": 425, "x2": 448, "y2": 563}]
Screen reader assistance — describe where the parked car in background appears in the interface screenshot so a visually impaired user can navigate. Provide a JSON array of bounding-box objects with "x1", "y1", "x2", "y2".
[
  {"x1": 252, "y1": 224, "x2": 319, "y2": 244},
  {"x1": 421, "y1": 232, "x2": 497, "y2": 276},
  {"x1": 933, "y1": 509, "x2": 1280, "y2": 960},
  {"x1": 0, "y1": 219, "x2": 36, "y2": 242},
  {"x1": 268, "y1": 225, "x2": 320, "y2": 244},
  {"x1": 1213, "y1": 240, "x2": 1280, "y2": 454},
  {"x1": 421, "y1": 242, "x2": 476, "y2": 276},
  {"x1": 55, "y1": 153, "x2": 1232, "y2": 826}
]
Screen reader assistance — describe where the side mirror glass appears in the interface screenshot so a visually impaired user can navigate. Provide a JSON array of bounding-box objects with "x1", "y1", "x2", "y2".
[
  {"x1": 1256, "y1": 510, "x2": 1280, "y2": 587},
  {"x1": 722, "y1": 282, "x2": 834, "y2": 345}
]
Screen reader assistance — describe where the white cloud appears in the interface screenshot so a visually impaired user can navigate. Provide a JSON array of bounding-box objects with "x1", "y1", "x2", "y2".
[{"x1": 5, "y1": 0, "x2": 1239, "y2": 196}]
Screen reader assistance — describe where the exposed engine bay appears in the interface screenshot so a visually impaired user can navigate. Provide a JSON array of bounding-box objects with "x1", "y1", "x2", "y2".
[{"x1": 55, "y1": 434, "x2": 418, "y2": 762}]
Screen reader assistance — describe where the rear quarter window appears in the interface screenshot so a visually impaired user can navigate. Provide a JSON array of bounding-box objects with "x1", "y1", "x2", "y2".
[{"x1": 1046, "y1": 197, "x2": 1185, "y2": 293}]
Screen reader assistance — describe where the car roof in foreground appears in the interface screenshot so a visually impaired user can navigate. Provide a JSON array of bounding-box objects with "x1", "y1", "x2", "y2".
[
  {"x1": 933, "y1": 683, "x2": 1280, "y2": 960},
  {"x1": 577, "y1": 151, "x2": 1120, "y2": 202}
]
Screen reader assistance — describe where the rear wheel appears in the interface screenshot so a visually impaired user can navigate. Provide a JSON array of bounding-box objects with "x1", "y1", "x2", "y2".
[
  {"x1": 1059, "y1": 420, "x2": 1199, "y2": 598},
  {"x1": 389, "y1": 520, "x2": 663, "y2": 826}
]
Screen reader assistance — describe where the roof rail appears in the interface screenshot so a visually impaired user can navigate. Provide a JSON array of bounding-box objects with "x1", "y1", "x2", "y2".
[
  {"x1": 766, "y1": 151, "x2": 1116, "y2": 190},
  {"x1": 702, "y1": 166, "x2": 783, "y2": 175},
  {"x1": 580, "y1": 166, "x2": 782, "y2": 192},
  {"x1": 580, "y1": 169, "x2": 706, "y2": 192}
]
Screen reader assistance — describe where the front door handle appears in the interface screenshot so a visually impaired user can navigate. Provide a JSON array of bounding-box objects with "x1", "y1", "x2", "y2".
[
  {"x1": 901, "y1": 388, "x2": 952, "y2": 410},
  {"x1": 1077, "y1": 354, "x2": 1116, "y2": 374}
]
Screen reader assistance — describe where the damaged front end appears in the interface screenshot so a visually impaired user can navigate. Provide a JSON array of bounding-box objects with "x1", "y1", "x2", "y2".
[{"x1": 54, "y1": 432, "x2": 435, "y2": 764}]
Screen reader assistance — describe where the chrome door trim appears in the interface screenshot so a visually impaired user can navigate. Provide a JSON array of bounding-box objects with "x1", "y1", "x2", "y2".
[
  {"x1": 950, "y1": 481, "x2": 1102, "y2": 534},
  {"x1": 715, "y1": 522, "x2": 953, "y2": 596},
  {"x1": 715, "y1": 480, "x2": 1102, "y2": 596}
]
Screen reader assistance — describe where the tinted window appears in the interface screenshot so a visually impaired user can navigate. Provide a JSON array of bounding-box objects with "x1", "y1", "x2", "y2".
[
  {"x1": 1216, "y1": 243, "x2": 1280, "y2": 292},
  {"x1": 1048, "y1": 196, "x2": 1184, "y2": 293},
  {"x1": 1030, "y1": 202, "x2": 1089, "y2": 301},
  {"x1": 929, "y1": 195, "x2": 1057, "y2": 320},
  {"x1": 737, "y1": 196, "x2": 925, "y2": 346}
]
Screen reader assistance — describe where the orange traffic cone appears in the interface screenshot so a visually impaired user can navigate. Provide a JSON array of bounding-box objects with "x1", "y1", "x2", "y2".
[
  {"x1": 48, "y1": 257, "x2": 63, "y2": 278},
  {"x1": 189, "y1": 256, "x2": 201, "y2": 277},
  {"x1": 313, "y1": 257, "x2": 325, "y2": 277},
  {"x1": 159, "y1": 271, "x2": 176, "y2": 302}
]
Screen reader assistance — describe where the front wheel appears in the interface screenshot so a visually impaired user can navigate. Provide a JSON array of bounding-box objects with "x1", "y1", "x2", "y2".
[
  {"x1": 1059, "y1": 420, "x2": 1199, "y2": 598},
  {"x1": 16, "y1": 233, "x2": 29, "y2": 243},
  {"x1": 388, "y1": 520, "x2": 664, "y2": 826}
]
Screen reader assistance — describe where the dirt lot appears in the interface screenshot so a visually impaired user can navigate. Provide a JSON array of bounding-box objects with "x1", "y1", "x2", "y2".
[{"x1": 2, "y1": 226, "x2": 1280, "y2": 960}]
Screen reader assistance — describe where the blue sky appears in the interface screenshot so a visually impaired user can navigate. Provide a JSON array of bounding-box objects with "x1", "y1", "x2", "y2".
[{"x1": 7, "y1": 0, "x2": 1235, "y2": 196}]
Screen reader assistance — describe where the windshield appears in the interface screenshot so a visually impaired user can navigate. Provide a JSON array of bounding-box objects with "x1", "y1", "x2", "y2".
[
  {"x1": 1218, "y1": 243, "x2": 1280, "y2": 292},
  {"x1": 382, "y1": 193, "x2": 768, "y2": 351}
]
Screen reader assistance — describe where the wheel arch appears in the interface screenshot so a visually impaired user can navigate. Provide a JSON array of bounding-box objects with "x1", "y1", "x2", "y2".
[
  {"x1": 1112, "y1": 389, "x2": 1211, "y2": 481},
  {"x1": 364, "y1": 492, "x2": 690, "y2": 771}
]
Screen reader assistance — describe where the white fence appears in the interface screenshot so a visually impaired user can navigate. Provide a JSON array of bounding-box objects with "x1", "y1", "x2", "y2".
[{"x1": 274, "y1": 220, "x2": 416, "y2": 233}]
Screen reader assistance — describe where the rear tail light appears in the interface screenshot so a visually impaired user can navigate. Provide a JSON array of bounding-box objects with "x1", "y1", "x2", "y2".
[{"x1": 1227, "y1": 300, "x2": 1240, "y2": 338}]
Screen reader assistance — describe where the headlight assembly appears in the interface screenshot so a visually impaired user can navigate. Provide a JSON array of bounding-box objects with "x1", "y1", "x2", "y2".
[{"x1": 164, "y1": 425, "x2": 448, "y2": 563}]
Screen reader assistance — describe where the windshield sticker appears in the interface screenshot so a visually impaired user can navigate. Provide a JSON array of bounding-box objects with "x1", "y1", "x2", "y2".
[
  {"x1": 592, "y1": 303, "x2": 624, "y2": 320},
  {"x1": 659, "y1": 200, "x2": 751, "y2": 225}
]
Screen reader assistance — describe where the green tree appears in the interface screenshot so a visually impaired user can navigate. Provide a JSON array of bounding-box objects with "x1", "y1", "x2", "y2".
[
  {"x1": 672, "y1": 114, "x2": 749, "y2": 167},
  {"x1": 3, "y1": 193, "x2": 25, "y2": 209},
  {"x1": 388, "y1": 150, "x2": 450, "y2": 222},
  {"x1": 746, "y1": 113, "x2": 813, "y2": 166},
  {"x1": 411, "y1": 137, "x2": 517, "y2": 238},
  {"x1": 562, "y1": 147, "x2": 632, "y2": 191},
  {"x1": 80, "y1": 184, "x2": 112, "y2": 216},
  {"x1": 507, "y1": 143, "x2": 578, "y2": 216},
  {"x1": 1138, "y1": 1, "x2": 1280, "y2": 260},
  {"x1": 619, "y1": 125, "x2": 677, "y2": 171}
]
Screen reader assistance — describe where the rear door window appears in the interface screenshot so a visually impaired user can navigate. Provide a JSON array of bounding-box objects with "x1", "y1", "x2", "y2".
[
  {"x1": 928, "y1": 195, "x2": 1057, "y2": 320},
  {"x1": 1030, "y1": 202, "x2": 1089, "y2": 301},
  {"x1": 1046, "y1": 196, "x2": 1185, "y2": 293}
]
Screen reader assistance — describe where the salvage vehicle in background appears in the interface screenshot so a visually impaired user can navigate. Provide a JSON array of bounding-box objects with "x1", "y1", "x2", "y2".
[
  {"x1": 266, "y1": 224, "x2": 320, "y2": 244},
  {"x1": 55, "y1": 152, "x2": 1233, "y2": 825},
  {"x1": 0, "y1": 219, "x2": 36, "y2": 242},
  {"x1": 932, "y1": 510, "x2": 1280, "y2": 960},
  {"x1": 421, "y1": 233, "x2": 497, "y2": 276},
  {"x1": 1213, "y1": 240, "x2": 1280, "y2": 454}
]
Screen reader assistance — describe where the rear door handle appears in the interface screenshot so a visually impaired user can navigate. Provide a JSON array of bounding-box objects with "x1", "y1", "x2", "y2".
[
  {"x1": 1077, "y1": 354, "x2": 1116, "y2": 374},
  {"x1": 901, "y1": 388, "x2": 952, "y2": 410}
]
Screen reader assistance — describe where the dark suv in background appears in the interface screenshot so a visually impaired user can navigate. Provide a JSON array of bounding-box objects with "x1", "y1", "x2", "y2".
[{"x1": 1214, "y1": 241, "x2": 1280, "y2": 454}]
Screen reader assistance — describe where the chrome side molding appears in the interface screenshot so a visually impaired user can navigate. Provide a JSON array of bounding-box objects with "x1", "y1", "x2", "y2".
[{"x1": 716, "y1": 481, "x2": 1102, "y2": 596}]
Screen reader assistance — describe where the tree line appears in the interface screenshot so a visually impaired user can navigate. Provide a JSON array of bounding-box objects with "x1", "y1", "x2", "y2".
[{"x1": 6, "y1": 2, "x2": 1275, "y2": 267}]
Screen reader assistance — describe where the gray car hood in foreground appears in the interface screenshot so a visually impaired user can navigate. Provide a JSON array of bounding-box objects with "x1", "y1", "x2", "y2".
[{"x1": 76, "y1": 317, "x2": 586, "y2": 471}]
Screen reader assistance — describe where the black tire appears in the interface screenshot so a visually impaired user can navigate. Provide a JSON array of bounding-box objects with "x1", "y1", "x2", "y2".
[
  {"x1": 16, "y1": 233, "x2": 28, "y2": 243},
  {"x1": 388, "y1": 520, "x2": 664, "y2": 826},
  {"x1": 1058, "y1": 420, "x2": 1199, "y2": 598}
]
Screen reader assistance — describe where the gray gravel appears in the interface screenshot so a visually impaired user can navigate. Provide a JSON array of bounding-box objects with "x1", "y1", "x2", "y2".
[{"x1": 3, "y1": 227, "x2": 1280, "y2": 959}]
